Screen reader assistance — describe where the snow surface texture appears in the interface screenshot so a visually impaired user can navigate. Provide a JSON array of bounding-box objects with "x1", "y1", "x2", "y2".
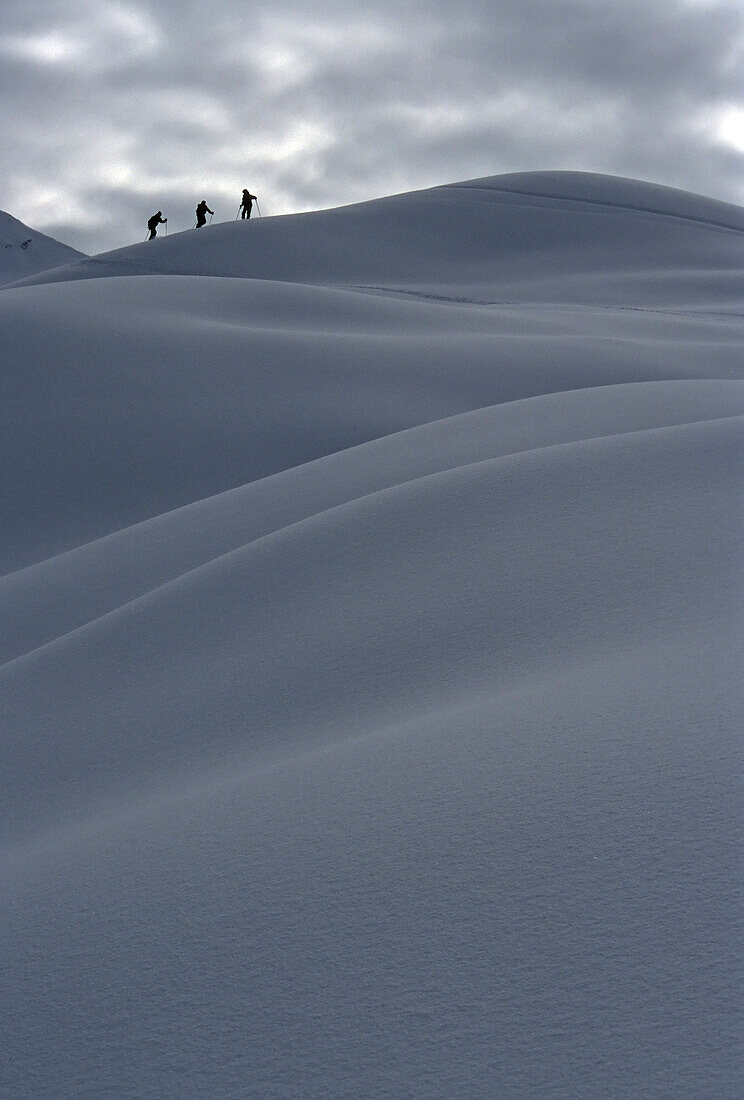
[{"x1": 2, "y1": 172, "x2": 743, "y2": 1097}]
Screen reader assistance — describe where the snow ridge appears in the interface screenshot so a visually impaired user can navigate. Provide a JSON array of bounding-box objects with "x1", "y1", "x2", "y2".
[
  {"x1": 0, "y1": 210, "x2": 85, "y2": 286},
  {"x1": 2, "y1": 172, "x2": 742, "y2": 1098}
]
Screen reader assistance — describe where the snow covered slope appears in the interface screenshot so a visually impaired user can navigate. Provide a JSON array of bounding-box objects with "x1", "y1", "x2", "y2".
[
  {"x1": 2, "y1": 173, "x2": 742, "y2": 1097},
  {"x1": 4, "y1": 172, "x2": 744, "y2": 572},
  {"x1": 13, "y1": 171, "x2": 744, "y2": 307},
  {"x1": 0, "y1": 210, "x2": 84, "y2": 287}
]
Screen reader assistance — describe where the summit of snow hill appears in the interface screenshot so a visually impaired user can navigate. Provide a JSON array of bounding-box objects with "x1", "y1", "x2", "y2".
[
  {"x1": 0, "y1": 211, "x2": 85, "y2": 287},
  {"x1": 5, "y1": 171, "x2": 744, "y2": 307}
]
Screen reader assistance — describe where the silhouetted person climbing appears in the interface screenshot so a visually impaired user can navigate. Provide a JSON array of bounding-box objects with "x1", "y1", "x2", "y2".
[
  {"x1": 195, "y1": 200, "x2": 214, "y2": 228},
  {"x1": 240, "y1": 189, "x2": 257, "y2": 219},
  {"x1": 147, "y1": 211, "x2": 167, "y2": 239}
]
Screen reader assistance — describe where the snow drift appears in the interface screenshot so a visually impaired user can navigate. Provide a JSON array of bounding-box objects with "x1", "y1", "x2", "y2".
[{"x1": 2, "y1": 172, "x2": 742, "y2": 1097}]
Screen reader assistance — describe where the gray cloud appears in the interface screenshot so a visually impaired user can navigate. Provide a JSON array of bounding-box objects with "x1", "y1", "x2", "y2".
[{"x1": 1, "y1": 0, "x2": 743, "y2": 253}]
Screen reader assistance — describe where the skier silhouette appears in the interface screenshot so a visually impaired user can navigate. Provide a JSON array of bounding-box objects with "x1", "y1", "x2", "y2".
[
  {"x1": 240, "y1": 189, "x2": 257, "y2": 219},
  {"x1": 195, "y1": 200, "x2": 214, "y2": 228},
  {"x1": 147, "y1": 211, "x2": 167, "y2": 239}
]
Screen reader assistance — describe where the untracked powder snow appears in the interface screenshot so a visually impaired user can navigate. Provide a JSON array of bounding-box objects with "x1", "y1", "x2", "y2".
[{"x1": 1, "y1": 172, "x2": 742, "y2": 1097}]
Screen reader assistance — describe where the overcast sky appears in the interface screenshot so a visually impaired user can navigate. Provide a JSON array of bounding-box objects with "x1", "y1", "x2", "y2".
[{"x1": 1, "y1": 0, "x2": 743, "y2": 254}]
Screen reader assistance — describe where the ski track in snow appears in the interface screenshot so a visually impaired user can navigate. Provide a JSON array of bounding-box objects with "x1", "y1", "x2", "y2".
[
  {"x1": 447, "y1": 179, "x2": 744, "y2": 235},
  {"x1": 2, "y1": 171, "x2": 743, "y2": 1097}
]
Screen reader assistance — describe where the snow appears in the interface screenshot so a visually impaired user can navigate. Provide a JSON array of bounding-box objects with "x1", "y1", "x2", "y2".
[
  {"x1": 2, "y1": 171, "x2": 742, "y2": 1096},
  {"x1": 0, "y1": 210, "x2": 85, "y2": 287}
]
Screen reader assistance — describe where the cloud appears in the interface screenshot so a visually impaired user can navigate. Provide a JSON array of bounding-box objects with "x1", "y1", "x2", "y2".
[
  {"x1": 2, "y1": 1, "x2": 160, "y2": 69},
  {"x1": 1, "y1": 0, "x2": 743, "y2": 253}
]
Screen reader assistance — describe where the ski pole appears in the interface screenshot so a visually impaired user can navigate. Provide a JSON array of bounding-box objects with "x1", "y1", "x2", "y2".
[
  {"x1": 235, "y1": 204, "x2": 241, "y2": 220},
  {"x1": 209, "y1": 212, "x2": 213, "y2": 224},
  {"x1": 256, "y1": 199, "x2": 261, "y2": 218}
]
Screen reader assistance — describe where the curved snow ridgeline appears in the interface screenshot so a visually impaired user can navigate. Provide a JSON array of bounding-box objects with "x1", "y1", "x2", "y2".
[{"x1": 2, "y1": 173, "x2": 743, "y2": 1097}]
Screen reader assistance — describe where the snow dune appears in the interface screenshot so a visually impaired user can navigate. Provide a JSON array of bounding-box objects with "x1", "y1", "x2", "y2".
[
  {"x1": 2, "y1": 172, "x2": 742, "y2": 1097},
  {"x1": 2, "y1": 378, "x2": 743, "y2": 667},
  {"x1": 3, "y1": 271, "x2": 743, "y2": 573},
  {"x1": 12, "y1": 171, "x2": 744, "y2": 308}
]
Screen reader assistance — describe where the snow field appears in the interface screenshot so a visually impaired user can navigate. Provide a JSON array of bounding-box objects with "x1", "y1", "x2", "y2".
[{"x1": 2, "y1": 171, "x2": 743, "y2": 1097}]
